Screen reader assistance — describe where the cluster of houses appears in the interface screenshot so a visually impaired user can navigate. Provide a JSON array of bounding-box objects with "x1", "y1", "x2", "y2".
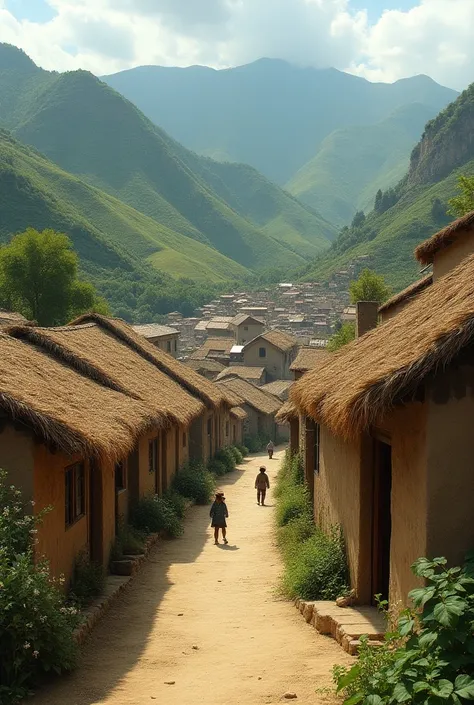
[
  {"x1": 279, "y1": 210, "x2": 474, "y2": 610},
  {"x1": 0, "y1": 313, "x2": 258, "y2": 586}
]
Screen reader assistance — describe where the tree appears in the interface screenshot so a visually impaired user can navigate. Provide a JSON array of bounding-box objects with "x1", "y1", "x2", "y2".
[
  {"x1": 327, "y1": 323, "x2": 355, "y2": 352},
  {"x1": 349, "y1": 268, "x2": 390, "y2": 305},
  {"x1": 448, "y1": 175, "x2": 474, "y2": 217},
  {"x1": 0, "y1": 228, "x2": 108, "y2": 326},
  {"x1": 351, "y1": 210, "x2": 366, "y2": 229},
  {"x1": 374, "y1": 189, "x2": 383, "y2": 213}
]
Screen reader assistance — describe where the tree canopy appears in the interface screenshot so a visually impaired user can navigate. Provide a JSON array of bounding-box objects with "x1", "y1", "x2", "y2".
[
  {"x1": 327, "y1": 323, "x2": 355, "y2": 352},
  {"x1": 0, "y1": 228, "x2": 108, "y2": 326},
  {"x1": 349, "y1": 268, "x2": 390, "y2": 305},
  {"x1": 448, "y1": 175, "x2": 474, "y2": 217}
]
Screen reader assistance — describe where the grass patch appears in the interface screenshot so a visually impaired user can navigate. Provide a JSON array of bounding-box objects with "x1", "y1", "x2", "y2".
[{"x1": 275, "y1": 451, "x2": 349, "y2": 601}]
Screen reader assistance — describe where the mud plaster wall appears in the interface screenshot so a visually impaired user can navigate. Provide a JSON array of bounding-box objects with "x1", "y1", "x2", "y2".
[
  {"x1": 433, "y1": 229, "x2": 474, "y2": 281},
  {"x1": 0, "y1": 425, "x2": 34, "y2": 501}
]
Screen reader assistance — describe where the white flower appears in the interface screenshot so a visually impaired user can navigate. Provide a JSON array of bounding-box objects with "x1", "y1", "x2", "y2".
[
  {"x1": 33, "y1": 589, "x2": 40, "y2": 596},
  {"x1": 26, "y1": 622, "x2": 33, "y2": 629},
  {"x1": 40, "y1": 616, "x2": 47, "y2": 623},
  {"x1": 23, "y1": 642, "x2": 31, "y2": 649},
  {"x1": 33, "y1": 650, "x2": 39, "y2": 658},
  {"x1": 30, "y1": 500, "x2": 36, "y2": 506}
]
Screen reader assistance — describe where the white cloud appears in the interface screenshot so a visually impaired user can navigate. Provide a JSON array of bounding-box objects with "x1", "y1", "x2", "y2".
[{"x1": 0, "y1": 0, "x2": 472, "y2": 89}]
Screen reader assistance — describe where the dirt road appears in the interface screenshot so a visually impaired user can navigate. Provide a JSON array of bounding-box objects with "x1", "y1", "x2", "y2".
[{"x1": 32, "y1": 449, "x2": 351, "y2": 705}]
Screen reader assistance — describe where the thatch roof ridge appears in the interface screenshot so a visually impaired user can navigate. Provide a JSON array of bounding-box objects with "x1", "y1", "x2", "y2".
[
  {"x1": 292, "y1": 251, "x2": 474, "y2": 438},
  {"x1": 0, "y1": 332, "x2": 154, "y2": 461},
  {"x1": 290, "y1": 346, "x2": 330, "y2": 372},
  {"x1": 216, "y1": 366, "x2": 265, "y2": 381},
  {"x1": 217, "y1": 377, "x2": 282, "y2": 415},
  {"x1": 415, "y1": 210, "x2": 474, "y2": 264},
  {"x1": 378, "y1": 275, "x2": 433, "y2": 314},
  {"x1": 9, "y1": 323, "x2": 203, "y2": 427},
  {"x1": 276, "y1": 400, "x2": 298, "y2": 423},
  {"x1": 230, "y1": 406, "x2": 247, "y2": 420},
  {"x1": 70, "y1": 314, "x2": 227, "y2": 409}
]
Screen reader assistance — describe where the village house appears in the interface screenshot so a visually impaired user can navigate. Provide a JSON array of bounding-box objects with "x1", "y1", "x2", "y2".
[
  {"x1": 378, "y1": 274, "x2": 433, "y2": 322},
  {"x1": 230, "y1": 313, "x2": 265, "y2": 345},
  {"x1": 261, "y1": 379, "x2": 293, "y2": 402},
  {"x1": 217, "y1": 377, "x2": 282, "y2": 441},
  {"x1": 185, "y1": 358, "x2": 225, "y2": 381},
  {"x1": 242, "y1": 330, "x2": 299, "y2": 381},
  {"x1": 202, "y1": 317, "x2": 234, "y2": 338},
  {"x1": 132, "y1": 323, "x2": 180, "y2": 357},
  {"x1": 190, "y1": 337, "x2": 235, "y2": 366},
  {"x1": 289, "y1": 210, "x2": 474, "y2": 609},
  {"x1": 216, "y1": 365, "x2": 266, "y2": 386}
]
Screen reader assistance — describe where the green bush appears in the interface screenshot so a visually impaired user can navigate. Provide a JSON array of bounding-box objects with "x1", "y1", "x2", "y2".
[
  {"x1": 208, "y1": 458, "x2": 227, "y2": 476},
  {"x1": 277, "y1": 512, "x2": 316, "y2": 561},
  {"x1": 172, "y1": 463, "x2": 216, "y2": 505},
  {"x1": 214, "y1": 447, "x2": 236, "y2": 473},
  {"x1": 335, "y1": 555, "x2": 474, "y2": 705},
  {"x1": 0, "y1": 472, "x2": 80, "y2": 703},
  {"x1": 111, "y1": 522, "x2": 146, "y2": 560},
  {"x1": 163, "y1": 489, "x2": 187, "y2": 519},
  {"x1": 70, "y1": 551, "x2": 105, "y2": 606},
  {"x1": 229, "y1": 446, "x2": 244, "y2": 464},
  {"x1": 283, "y1": 526, "x2": 349, "y2": 600},
  {"x1": 236, "y1": 444, "x2": 249, "y2": 457},
  {"x1": 130, "y1": 495, "x2": 183, "y2": 538},
  {"x1": 244, "y1": 434, "x2": 265, "y2": 453},
  {"x1": 275, "y1": 483, "x2": 310, "y2": 527}
]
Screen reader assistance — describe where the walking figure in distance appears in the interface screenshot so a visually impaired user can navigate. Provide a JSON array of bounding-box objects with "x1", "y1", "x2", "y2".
[
  {"x1": 267, "y1": 439, "x2": 274, "y2": 459},
  {"x1": 255, "y1": 466, "x2": 270, "y2": 506},
  {"x1": 210, "y1": 492, "x2": 229, "y2": 545}
]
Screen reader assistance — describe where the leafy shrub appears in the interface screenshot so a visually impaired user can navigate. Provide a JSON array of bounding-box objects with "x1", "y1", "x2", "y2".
[
  {"x1": 70, "y1": 551, "x2": 105, "y2": 606},
  {"x1": 335, "y1": 555, "x2": 474, "y2": 705},
  {"x1": 236, "y1": 444, "x2": 249, "y2": 457},
  {"x1": 229, "y1": 446, "x2": 244, "y2": 464},
  {"x1": 274, "y1": 451, "x2": 304, "y2": 500},
  {"x1": 130, "y1": 495, "x2": 183, "y2": 538},
  {"x1": 172, "y1": 464, "x2": 216, "y2": 505},
  {"x1": 244, "y1": 434, "x2": 265, "y2": 453},
  {"x1": 275, "y1": 482, "x2": 310, "y2": 527},
  {"x1": 111, "y1": 522, "x2": 146, "y2": 560},
  {"x1": 214, "y1": 447, "x2": 236, "y2": 473},
  {"x1": 0, "y1": 472, "x2": 80, "y2": 702},
  {"x1": 163, "y1": 489, "x2": 187, "y2": 519},
  {"x1": 283, "y1": 526, "x2": 348, "y2": 600},
  {"x1": 277, "y1": 512, "x2": 316, "y2": 561},
  {"x1": 208, "y1": 459, "x2": 227, "y2": 476}
]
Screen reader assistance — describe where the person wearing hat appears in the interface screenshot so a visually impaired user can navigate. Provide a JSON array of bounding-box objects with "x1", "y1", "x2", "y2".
[
  {"x1": 255, "y1": 466, "x2": 270, "y2": 505},
  {"x1": 209, "y1": 492, "x2": 229, "y2": 545}
]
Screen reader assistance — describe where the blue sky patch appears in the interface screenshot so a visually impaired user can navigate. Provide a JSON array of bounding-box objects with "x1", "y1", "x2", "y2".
[
  {"x1": 350, "y1": 0, "x2": 416, "y2": 22},
  {"x1": 5, "y1": 0, "x2": 57, "y2": 23}
]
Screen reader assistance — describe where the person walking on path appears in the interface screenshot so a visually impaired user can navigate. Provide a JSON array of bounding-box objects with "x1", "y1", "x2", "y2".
[
  {"x1": 210, "y1": 492, "x2": 229, "y2": 544},
  {"x1": 255, "y1": 466, "x2": 270, "y2": 506},
  {"x1": 267, "y1": 440, "x2": 274, "y2": 459}
]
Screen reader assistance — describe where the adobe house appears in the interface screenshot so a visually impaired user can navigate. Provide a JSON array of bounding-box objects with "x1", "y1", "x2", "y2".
[
  {"x1": 132, "y1": 323, "x2": 180, "y2": 357},
  {"x1": 185, "y1": 358, "x2": 226, "y2": 381},
  {"x1": 216, "y1": 365, "x2": 266, "y2": 386},
  {"x1": 0, "y1": 332, "x2": 156, "y2": 585},
  {"x1": 217, "y1": 377, "x2": 282, "y2": 440},
  {"x1": 190, "y1": 337, "x2": 235, "y2": 366},
  {"x1": 10, "y1": 319, "x2": 204, "y2": 505},
  {"x1": 204, "y1": 317, "x2": 234, "y2": 338},
  {"x1": 378, "y1": 275, "x2": 433, "y2": 322},
  {"x1": 230, "y1": 314, "x2": 265, "y2": 345},
  {"x1": 291, "y1": 210, "x2": 474, "y2": 608},
  {"x1": 242, "y1": 330, "x2": 299, "y2": 381},
  {"x1": 229, "y1": 407, "x2": 247, "y2": 446}
]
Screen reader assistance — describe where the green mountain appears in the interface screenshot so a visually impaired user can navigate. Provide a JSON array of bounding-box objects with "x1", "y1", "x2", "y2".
[
  {"x1": 103, "y1": 58, "x2": 457, "y2": 187},
  {"x1": 298, "y1": 84, "x2": 474, "y2": 291},
  {"x1": 0, "y1": 44, "x2": 334, "y2": 273},
  {"x1": 288, "y1": 103, "x2": 435, "y2": 227}
]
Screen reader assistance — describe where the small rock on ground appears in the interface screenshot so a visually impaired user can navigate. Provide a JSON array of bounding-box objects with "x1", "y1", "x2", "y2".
[{"x1": 284, "y1": 693, "x2": 297, "y2": 700}]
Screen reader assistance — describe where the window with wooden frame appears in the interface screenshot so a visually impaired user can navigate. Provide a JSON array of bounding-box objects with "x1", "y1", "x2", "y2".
[
  {"x1": 115, "y1": 460, "x2": 126, "y2": 491},
  {"x1": 314, "y1": 423, "x2": 321, "y2": 474},
  {"x1": 148, "y1": 437, "x2": 159, "y2": 474},
  {"x1": 65, "y1": 462, "x2": 85, "y2": 528}
]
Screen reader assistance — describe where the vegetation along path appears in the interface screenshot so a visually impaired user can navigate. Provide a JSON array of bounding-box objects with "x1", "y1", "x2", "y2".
[{"x1": 32, "y1": 450, "x2": 351, "y2": 705}]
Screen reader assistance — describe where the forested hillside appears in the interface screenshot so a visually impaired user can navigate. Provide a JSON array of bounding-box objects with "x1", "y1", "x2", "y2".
[
  {"x1": 298, "y1": 84, "x2": 474, "y2": 290},
  {"x1": 0, "y1": 44, "x2": 333, "y2": 273}
]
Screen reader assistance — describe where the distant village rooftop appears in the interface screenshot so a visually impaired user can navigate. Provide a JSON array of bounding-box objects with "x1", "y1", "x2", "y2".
[{"x1": 132, "y1": 323, "x2": 178, "y2": 338}]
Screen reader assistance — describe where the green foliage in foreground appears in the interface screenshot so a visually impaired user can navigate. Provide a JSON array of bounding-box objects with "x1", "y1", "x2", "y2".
[
  {"x1": 130, "y1": 495, "x2": 183, "y2": 538},
  {"x1": 350, "y1": 268, "x2": 391, "y2": 305},
  {"x1": 327, "y1": 322, "x2": 356, "y2": 352},
  {"x1": 275, "y1": 452, "x2": 349, "y2": 600},
  {"x1": 171, "y1": 463, "x2": 216, "y2": 505},
  {"x1": 334, "y1": 555, "x2": 474, "y2": 705},
  {"x1": 0, "y1": 228, "x2": 108, "y2": 325},
  {"x1": 0, "y1": 471, "x2": 80, "y2": 703}
]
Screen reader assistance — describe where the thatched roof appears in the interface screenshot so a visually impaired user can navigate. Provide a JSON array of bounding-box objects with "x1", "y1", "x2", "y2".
[
  {"x1": 185, "y1": 359, "x2": 225, "y2": 373},
  {"x1": 132, "y1": 323, "x2": 178, "y2": 338},
  {"x1": 0, "y1": 309, "x2": 32, "y2": 327},
  {"x1": 378, "y1": 275, "x2": 433, "y2": 315},
  {"x1": 231, "y1": 313, "x2": 264, "y2": 326},
  {"x1": 276, "y1": 400, "x2": 298, "y2": 423},
  {"x1": 217, "y1": 378, "x2": 282, "y2": 416},
  {"x1": 415, "y1": 210, "x2": 474, "y2": 265},
  {"x1": 69, "y1": 315, "x2": 228, "y2": 409},
  {"x1": 230, "y1": 406, "x2": 248, "y2": 420},
  {"x1": 290, "y1": 347, "x2": 330, "y2": 373},
  {"x1": 261, "y1": 380, "x2": 293, "y2": 401},
  {"x1": 216, "y1": 366, "x2": 265, "y2": 382},
  {"x1": 190, "y1": 338, "x2": 235, "y2": 360},
  {"x1": 0, "y1": 333, "x2": 153, "y2": 461},
  {"x1": 246, "y1": 330, "x2": 298, "y2": 353},
  {"x1": 292, "y1": 251, "x2": 474, "y2": 438},
  {"x1": 9, "y1": 323, "x2": 204, "y2": 427}
]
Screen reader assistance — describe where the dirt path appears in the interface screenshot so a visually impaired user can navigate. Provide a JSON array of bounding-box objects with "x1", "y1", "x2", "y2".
[{"x1": 32, "y1": 449, "x2": 352, "y2": 705}]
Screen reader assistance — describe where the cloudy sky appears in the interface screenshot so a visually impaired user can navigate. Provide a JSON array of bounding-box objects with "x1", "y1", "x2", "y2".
[{"x1": 0, "y1": 0, "x2": 472, "y2": 89}]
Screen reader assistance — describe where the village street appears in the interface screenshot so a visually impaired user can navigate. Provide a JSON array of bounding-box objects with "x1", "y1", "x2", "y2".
[{"x1": 32, "y1": 450, "x2": 351, "y2": 705}]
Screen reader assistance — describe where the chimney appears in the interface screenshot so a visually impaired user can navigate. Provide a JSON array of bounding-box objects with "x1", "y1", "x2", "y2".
[{"x1": 356, "y1": 301, "x2": 379, "y2": 338}]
